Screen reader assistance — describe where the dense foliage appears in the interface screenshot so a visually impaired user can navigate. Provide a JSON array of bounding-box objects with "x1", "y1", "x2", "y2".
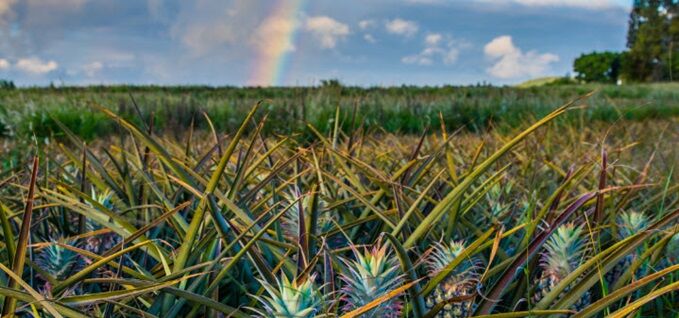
[
  {"x1": 0, "y1": 80, "x2": 15, "y2": 90},
  {"x1": 2, "y1": 83, "x2": 679, "y2": 142},
  {"x1": 0, "y1": 93, "x2": 677, "y2": 317},
  {"x1": 625, "y1": 0, "x2": 679, "y2": 82},
  {"x1": 573, "y1": 52, "x2": 624, "y2": 83},
  {"x1": 578, "y1": 1, "x2": 679, "y2": 83}
]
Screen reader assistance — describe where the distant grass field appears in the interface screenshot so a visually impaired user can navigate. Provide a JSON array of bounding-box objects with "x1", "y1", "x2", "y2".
[
  {"x1": 1, "y1": 83, "x2": 679, "y2": 142},
  {"x1": 515, "y1": 76, "x2": 564, "y2": 88}
]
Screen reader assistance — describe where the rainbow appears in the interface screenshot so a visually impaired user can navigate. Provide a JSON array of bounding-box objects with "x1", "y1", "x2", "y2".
[{"x1": 248, "y1": 0, "x2": 306, "y2": 86}]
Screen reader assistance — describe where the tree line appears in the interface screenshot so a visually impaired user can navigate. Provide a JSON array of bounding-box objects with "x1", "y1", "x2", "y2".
[{"x1": 575, "y1": 1, "x2": 679, "y2": 83}]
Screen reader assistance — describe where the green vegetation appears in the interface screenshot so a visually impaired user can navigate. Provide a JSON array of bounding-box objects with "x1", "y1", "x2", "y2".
[
  {"x1": 573, "y1": 1, "x2": 679, "y2": 83},
  {"x1": 1, "y1": 4, "x2": 677, "y2": 316},
  {"x1": 2, "y1": 83, "x2": 679, "y2": 142},
  {"x1": 515, "y1": 76, "x2": 564, "y2": 88},
  {"x1": 0, "y1": 80, "x2": 15, "y2": 90},
  {"x1": 574, "y1": 52, "x2": 624, "y2": 83},
  {"x1": 0, "y1": 87, "x2": 677, "y2": 316},
  {"x1": 624, "y1": 0, "x2": 679, "y2": 82}
]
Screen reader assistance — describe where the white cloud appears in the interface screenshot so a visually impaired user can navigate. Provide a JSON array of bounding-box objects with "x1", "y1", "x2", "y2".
[
  {"x1": 179, "y1": 17, "x2": 239, "y2": 56},
  {"x1": 511, "y1": 0, "x2": 616, "y2": 9},
  {"x1": 253, "y1": 15, "x2": 298, "y2": 55},
  {"x1": 407, "y1": 0, "x2": 625, "y2": 9},
  {"x1": 358, "y1": 19, "x2": 376, "y2": 30},
  {"x1": 474, "y1": 0, "x2": 621, "y2": 9},
  {"x1": 402, "y1": 50, "x2": 434, "y2": 65},
  {"x1": 360, "y1": 20, "x2": 377, "y2": 44},
  {"x1": 442, "y1": 48, "x2": 460, "y2": 64},
  {"x1": 484, "y1": 35, "x2": 559, "y2": 79},
  {"x1": 402, "y1": 46, "x2": 460, "y2": 65},
  {"x1": 26, "y1": 0, "x2": 88, "y2": 8},
  {"x1": 0, "y1": 0, "x2": 16, "y2": 24},
  {"x1": 402, "y1": 33, "x2": 464, "y2": 66},
  {"x1": 425, "y1": 33, "x2": 443, "y2": 46},
  {"x1": 0, "y1": 58, "x2": 9, "y2": 69},
  {"x1": 170, "y1": 0, "x2": 262, "y2": 57},
  {"x1": 305, "y1": 16, "x2": 350, "y2": 49},
  {"x1": 385, "y1": 18, "x2": 418, "y2": 37},
  {"x1": 0, "y1": 0, "x2": 14, "y2": 16},
  {"x1": 16, "y1": 57, "x2": 59, "y2": 74},
  {"x1": 82, "y1": 61, "x2": 103, "y2": 77},
  {"x1": 0, "y1": 0, "x2": 91, "y2": 59},
  {"x1": 484, "y1": 35, "x2": 518, "y2": 58}
]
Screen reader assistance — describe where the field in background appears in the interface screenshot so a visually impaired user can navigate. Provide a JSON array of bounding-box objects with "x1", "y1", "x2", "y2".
[{"x1": 2, "y1": 83, "x2": 679, "y2": 141}]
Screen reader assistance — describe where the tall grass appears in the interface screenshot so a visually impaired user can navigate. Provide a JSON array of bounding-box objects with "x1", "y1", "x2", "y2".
[{"x1": 2, "y1": 83, "x2": 679, "y2": 141}]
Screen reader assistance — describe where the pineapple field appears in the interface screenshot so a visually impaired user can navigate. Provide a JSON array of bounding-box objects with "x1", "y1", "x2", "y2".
[{"x1": 0, "y1": 85, "x2": 678, "y2": 317}]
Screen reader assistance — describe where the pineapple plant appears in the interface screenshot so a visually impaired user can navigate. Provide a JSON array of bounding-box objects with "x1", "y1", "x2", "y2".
[
  {"x1": 281, "y1": 191, "x2": 345, "y2": 249},
  {"x1": 90, "y1": 188, "x2": 114, "y2": 210},
  {"x1": 252, "y1": 274, "x2": 322, "y2": 318},
  {"x1": 35, "y1": 240, "x2": 84, "y2": 296},
  {"x1": 281, "y1": 191, "x2": 333, "y2": 238},
  {"x1": 470, "y1": 179, "x2": 515, "y2": 224},
  {"x1": 84, "y1": 189, "x2": 121, "y2": 256},
  {"x1": 425, "y1": 240, "x2": 480, "y2": 318},
  {"x1": 606, "y1": 211, "x2": 649, "y2": 287},
  {"x1": 485, "y1": 181, "x2": 514, "y2": 223},
  {"x1": 339, "y1": 240, "x2": 404, "y2": 318},
  {"x1": 533, "y1": 223, "x2": 590, "y2": 311}
]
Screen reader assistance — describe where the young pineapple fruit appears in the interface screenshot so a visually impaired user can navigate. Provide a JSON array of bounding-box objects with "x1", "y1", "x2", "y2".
[
  {"x1": 281, "y1": 192, "x2": 332, "y2": 238},
  {"x1": 534, "y1": 223, "x2": 590, "y2": 311},
  {"x1": 253, "y1": 274, "x2": 322, "y2": 318},
  {"x1": 84, "y1": 189, "x2": 121, "y2": 256},
  {"x1": 281, "y1": 192, "x2": 344, "y2": 249},
  {"x1": 606, "y1": 211, "x2": 649, "y2": 287},
  {"x1": 486, "y1": 181, "x2": 513, "y2": 222},
  {"x1": 36, "y1": 240, "x2": 83, "y2": 295},
  {"x1": 471, "y1": 181, "x2": 514, "y2": 229},
  {"x1": 340, "y1": 241, "x2": 403, "y2": 318},
  {"x1": 425, "y1": 240, "x2": 479, "y2": 318}
]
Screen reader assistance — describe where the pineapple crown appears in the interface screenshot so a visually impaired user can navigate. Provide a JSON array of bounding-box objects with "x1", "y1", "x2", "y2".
[
  {"x1": 486, "y1": 181, "x2": 513, "y2": 217},
  {"x1": 281, "y1": 191, "x2": 333, "y2": 239},
  {"x1": 616, "y1": 211, "x2": 649, "y2": 239},
  {"x1": 90, "y1": 188, "x2": 114, "y2": 210},
  {"x1": 254, "y1": 274, "x2": 322, "y2": 318},
  {"x1": 426, "y1": 240, "x2": 479, "y2": 282},
  {"x1": 541, "y1": 223, "x2": 587, "y2": 278},
  {"x1": 36, "y1": 240, "x2": 83, "y2": 281},
  {"x1": 340, "y1": 241, "x2": 403, "y2": 318}
]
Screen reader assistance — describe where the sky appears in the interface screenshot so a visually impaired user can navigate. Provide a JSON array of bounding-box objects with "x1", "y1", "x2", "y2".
[{"x1": 0, "y1": 0, "x2": 631, "y2": 87}]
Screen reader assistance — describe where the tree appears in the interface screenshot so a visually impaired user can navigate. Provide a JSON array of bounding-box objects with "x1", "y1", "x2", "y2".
[
  {"x1": 0, "y1": 79, "x2": 15, "y2": 89},
  {"x1": 627, "y1": 0, "x2": 645, "y2": 49},
  {"x1": 319, "y1": 79, "x2": 342, "y2": 88},
  {"x1": 624, "y1": 0, "x2": 679, "y2": 81},
  {"x1": 665, "y1": 0, "x2": 679, "y2": 80},
  {"x1": 573, "y1": 52, "x2": 624, "y2": 83}
]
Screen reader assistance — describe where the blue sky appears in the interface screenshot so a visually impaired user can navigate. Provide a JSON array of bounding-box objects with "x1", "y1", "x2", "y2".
[{"x1": 0, "y1": 0, "x2": 630, "y2": 86}]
